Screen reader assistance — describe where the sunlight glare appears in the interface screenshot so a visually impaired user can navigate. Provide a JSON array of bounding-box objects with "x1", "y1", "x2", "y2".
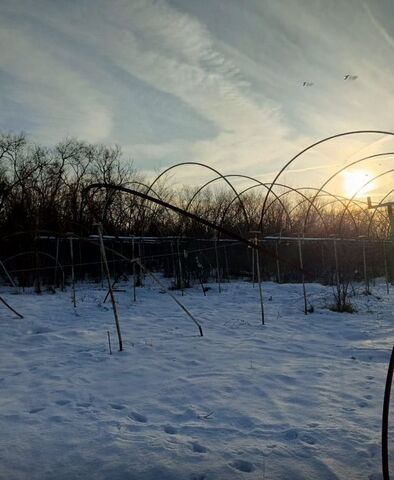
[{"x1": 341, "y1": 170, "x2": 374, "y2": 198}]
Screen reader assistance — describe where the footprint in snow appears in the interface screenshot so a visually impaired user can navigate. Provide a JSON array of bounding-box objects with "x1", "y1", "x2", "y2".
[
  {"x1": 190, "y1": 442, "x2": 208, "y2": 453},
  {"x1": 164, "y1": 425, "x2": 177, "y2": 434},
  {"x1": 300, "y1": 434, "x2": 316, "y2": 445},
  {"x1": 29, "y1": 407, "x2": 45, "y2": 414},
  {"x1": 284, "y1": 429, "x2": 298, "y2": 440},
  {"x1": 55, "y1": 400, "x2": 71, "y2": 406},
  {"x1": 110, "y1": 403, "x2": 126, "y2": 410},
  {"x1": 129, "y1": 412, "x2": 147, "y2": 423},
  {"x1": 190, "y1": 475, "x2": 207, "y2": 480},
  {"x1": 229, "y1": 460, "x2": 255, "y2": 473}
]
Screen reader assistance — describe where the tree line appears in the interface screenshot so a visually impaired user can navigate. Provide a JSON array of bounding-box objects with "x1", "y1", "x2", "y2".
[{"x1": 0, "y1": 132, "x2": 387, "y2": 240}]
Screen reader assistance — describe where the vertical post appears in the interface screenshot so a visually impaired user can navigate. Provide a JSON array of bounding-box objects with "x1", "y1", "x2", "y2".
[
  {"x1": 107, "y1": 330, "x2": 112, "y2": 355},
  {"x1": 170, "y1": 241, "x2": 176, "y2": 279},
  {"x1": 275, "y1": 240, "x2": 281, "y2": 283},
  {"x1": 321, "y1": 240, "x2": 326, "y2": 279},
  {"x1": 176, "y1": 238, "x2": 184, "y2": 295},
  {"x1": 68, "y1": 234, "x2": 76, "y2": 308},
  {"x1": 383, "y1": 241, "x2": 390, "y2": 295},
  {"x1": 96, "y1": 223, "x2": 123, "y2": 352},
  {"x1": 214, "y1": 236, "x2": 222, "y2": 293},
  {"x1": 54, "y1": 237, "x2": 59, "y2": 288},
  {"x1": 100, "y1": 246, "x2": 104, "y2": 288},
  {"x1": 251, "y1": 242, "x2": 255, "y2": 287},
  {"x1": 389, "y1": 205, "x2": 394, "y2": 285},
  {"x1": 132, "y1": 237, "x2": 136, "y2": 302},
  {"x1": 224, "y1": 245, "x2": 230, "y2": 282},
  {"x1": 34, "y1": 231, "x2": 41, "y2": 294},
  {"x1": 140, "y1": 239, "x2": 145, "y2": 285},
  {"x1": 255, "y1": 234, "x2": 265, "y2": 325},
  {"x1": 362, "y1": 239, "x2": 370, "y2": 294},
  {"x1": 333, "y1": 238, "x2": 340, "y2": 291},
  {"x1": 298, "y1": 236, "x2": 308, "y2": 315}
]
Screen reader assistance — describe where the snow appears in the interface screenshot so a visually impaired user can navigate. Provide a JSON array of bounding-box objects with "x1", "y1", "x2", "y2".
[{"x1": 0, "y1": 279, "x2": 393, "y2": 479}]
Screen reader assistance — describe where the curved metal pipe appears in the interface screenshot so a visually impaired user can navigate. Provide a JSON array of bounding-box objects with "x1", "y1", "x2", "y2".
[
  {"x1": 302, "y1": 152, "x2": 394, "y2": 234},
  {"x1": 143, "y1": 162, "x2": 250, "y2": 229},
  {"x1": 259, "y1": 132, "x2": 394, "y2": 231}
]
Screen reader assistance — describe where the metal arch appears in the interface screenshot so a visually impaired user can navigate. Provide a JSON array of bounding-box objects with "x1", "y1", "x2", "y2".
[
  {"x1": 142, "y1": 162, "x2": 250, "y2": 229},
  {"x1": 264, "y1": 187, "x2": 332, "y2": 236},
  {"x1": 259, "y1": 132, "x2": 394, "y2": 231},
  {"x1": 3, "y1": 250, "x2": 66, "y2": 281},
  {"x1": 122, "y1": 180, "x2": 173, "y2": 234},
  {"x1": 367, "y1": 189, "x2": 394, "y2": 238},
  {"x1": 184, "y1": 174, "x2": 294, "y2": 235},
  {"x1": 337, "y1": 169, "x2": 394, "y2": 236},
  {"x1": 217, "y1": 182, "x2": 293, "y2": 234},
  {"x1": 263, "y1": 185, "x2": 360, "y2": 236},
  {"x1": 286, "y1": 195, "x2": 335, "y2": 232},
  {"x1": 121, "y1": 180, "x2": 172, "y2": 235},
  {"x1": 347, "y1": 198, "x2": 388, "y2": 238},
  {"x1": 302, "y1": 152, "x2": 394, "y2": 235},
  {"x1": 83, "y1": 182, "x2": 308, "y2": 274},
  {"x1": 216, "y1": 183, "x2": 331, "y2": 238},
  {"x1": 185, "y1": 174, "x2": 261, "y2": 212}
]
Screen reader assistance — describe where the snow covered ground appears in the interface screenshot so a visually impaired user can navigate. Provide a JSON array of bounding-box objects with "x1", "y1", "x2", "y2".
[{"x1": 0, "y1": 279, "x2": 393, "y2": 479}]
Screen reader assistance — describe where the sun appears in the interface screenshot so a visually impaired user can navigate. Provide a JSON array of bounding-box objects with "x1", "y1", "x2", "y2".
[{"x1": 341, "y1": 170, "x2": 374, "y2": 198}]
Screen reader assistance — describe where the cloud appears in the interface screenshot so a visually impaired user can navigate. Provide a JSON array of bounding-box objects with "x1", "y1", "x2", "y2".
[
  {"x1": 0, "y1": 15, "x2": 113, "y2": 143},
  {"x1": 1, "y1": 0, "x2": 394, "y2": 199}
]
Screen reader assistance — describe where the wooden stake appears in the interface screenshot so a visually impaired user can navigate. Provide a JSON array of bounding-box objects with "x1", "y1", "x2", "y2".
[
  {"x1": 176, "y1": 238, "x2": 184, "y2": 295},
  {"x1": 107, "y1": 330, "x2": 112, "y2": 355},
  {"x1": 251, "y1": 243, "x2": 255, "y2": 287},
  {"x1": 96, "y1": 223, "x2": 124, "y2": 352},
  {"x1": 255, "y1": 234, "x2": 265, "y2": 325},
  {"x1": 214, "y1": 237, "x2": 221, "y2": 293},
  {"x1": 362, "y1": 240, "x2": 370, "y2": 294},
  {"x1": 132, "y1": 237, "x2": 137, "y2": 302},
  {"x1": 333, "y1": 239, "x2": 340, "y2": 292},
  {"x1": 54, "y1": 237, "x2": 59, "y2": 288},
  {"x1": 383, "y1": 241, "x2": 390, "y2": 295},
  {"x1": 298, "y1": 236, "x2": 308, "y2": 315},
  {"x1": 68, "y1": 234, "x2": 76, "y2": 308},
  {"x1": 275, "y1": 240, "x2": 281, "y2": 283}
]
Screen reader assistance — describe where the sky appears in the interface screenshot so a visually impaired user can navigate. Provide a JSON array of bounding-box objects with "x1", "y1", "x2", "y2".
[{"x1": 1, "y1": 0, "x2": 394, "y2": 195}]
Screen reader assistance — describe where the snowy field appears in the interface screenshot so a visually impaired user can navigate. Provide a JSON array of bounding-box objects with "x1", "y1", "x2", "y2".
[{"x1": 0, "y1": 279, "x2": 393, "y2": 479}]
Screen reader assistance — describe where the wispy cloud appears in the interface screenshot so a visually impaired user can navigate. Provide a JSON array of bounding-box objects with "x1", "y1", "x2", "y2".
[{"x1": 1, "y1": 0, "x2": 394, "y2": 196}]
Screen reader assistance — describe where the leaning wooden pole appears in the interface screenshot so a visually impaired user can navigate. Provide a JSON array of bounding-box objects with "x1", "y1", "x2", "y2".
[{"x1": 96, "y1": 223, "x2": 123, "y2": 352}]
